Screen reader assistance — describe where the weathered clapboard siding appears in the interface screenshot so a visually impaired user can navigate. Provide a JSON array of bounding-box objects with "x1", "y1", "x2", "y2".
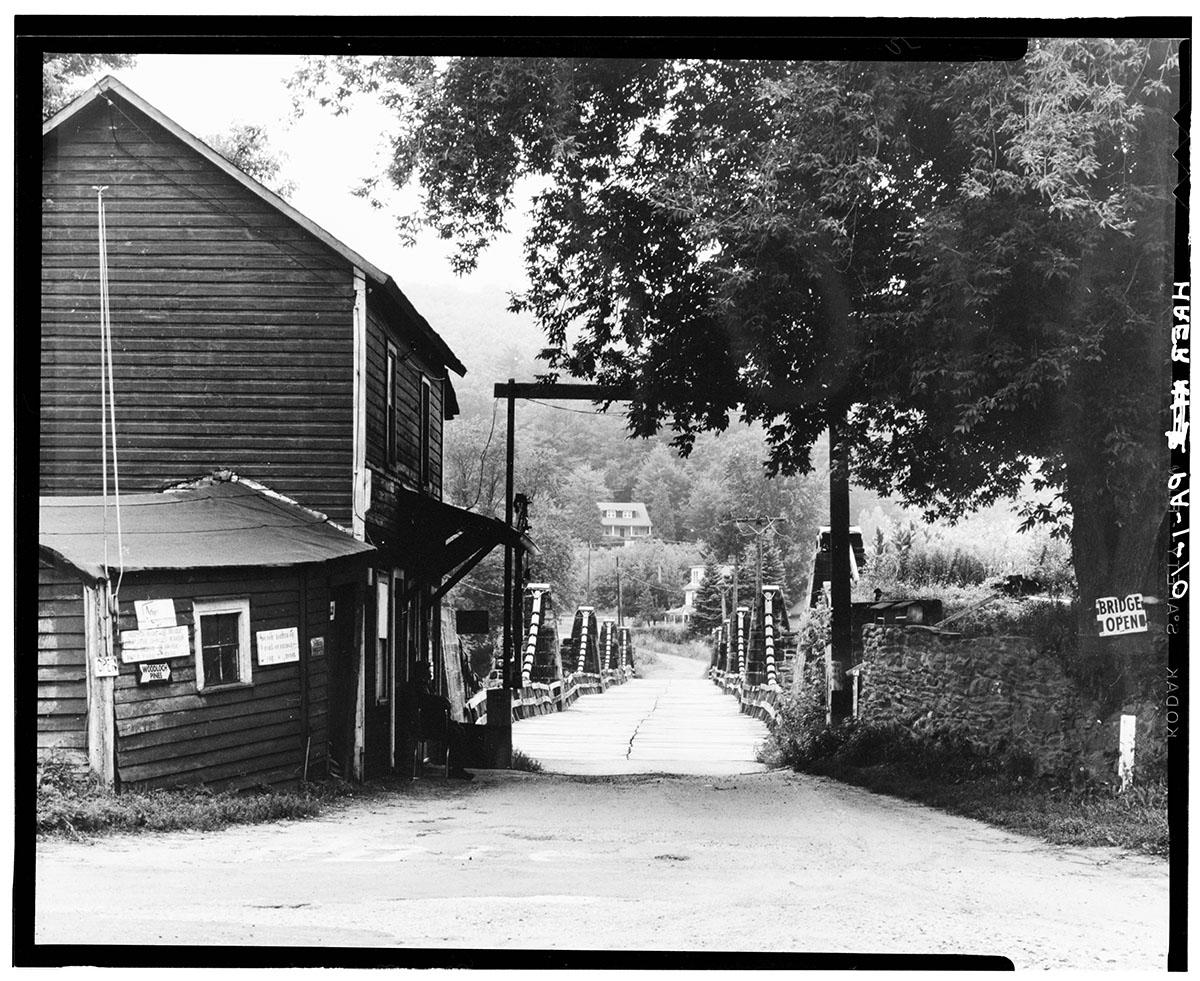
[
  {"x1": 303, "y1": 577, "x2": 332, "y2": 774},
  {"x1": 108, "y1": 569, "x2": 329, "y2": 791},
  {"x1": 37, "y1": 560, "x2": 89, "y2": 767},
  {"x1": 41, "y1": 95, "x2": 355, "y2": 524},
  {"x1": 363, "y1": 302, "x2": 445, "y2": 507}
]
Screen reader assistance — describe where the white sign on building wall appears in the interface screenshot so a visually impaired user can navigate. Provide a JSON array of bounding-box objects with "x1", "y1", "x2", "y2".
[
  {"x1": 120, "y1": 625, "x2": 191, "y2": 663},
  {"x1": 134, "y1": 598, "x2": 177, "y2": 630},
  {"x1": 256, "y1": 627, "x2": 301, "y2": 665}
]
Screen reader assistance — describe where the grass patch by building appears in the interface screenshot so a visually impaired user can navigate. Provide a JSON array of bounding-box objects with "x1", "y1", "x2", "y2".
[{"x1": 36, "y1": 759, "x2": 354, "y2": 839}]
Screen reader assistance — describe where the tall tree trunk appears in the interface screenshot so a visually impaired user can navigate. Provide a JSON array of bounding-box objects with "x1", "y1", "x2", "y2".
[{"x1": 1066, "y1": 475, "x2": 1167, "y2": 715}]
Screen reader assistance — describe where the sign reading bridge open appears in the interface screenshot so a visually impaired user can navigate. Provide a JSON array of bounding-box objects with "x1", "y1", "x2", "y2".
[{"x1": 1095, "y1": 593, "x2": 1149, "y2": 637}]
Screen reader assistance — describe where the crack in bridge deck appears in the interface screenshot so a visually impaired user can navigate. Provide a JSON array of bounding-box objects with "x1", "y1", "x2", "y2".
[{"x1": 511, "y1": 650, "x2": 770, "y2": 776}]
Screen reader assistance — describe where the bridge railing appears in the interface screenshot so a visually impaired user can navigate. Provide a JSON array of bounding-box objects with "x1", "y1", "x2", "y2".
[
  {"x1": 465, "y1": 607, "x2": 636, "y2": 726},
  {"x1": 710, "y1": 668, "x2": 783, "y2": 725},
  {"x1": 709, "y1": 585, "x2": 798, "y2": 725}
]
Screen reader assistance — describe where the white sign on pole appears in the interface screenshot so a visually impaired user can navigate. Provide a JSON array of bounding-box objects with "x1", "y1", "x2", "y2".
[
  {"x1": 134, "y1": 598, "x2": 177, "y2": 630},
  {"x1": 1095, "y1": 594, "x2": 1149, "y2": 637},
  {"x1": 94, "y1": 649, "x2": 120, "y2": 678},
  {"x1": 257, "y1": 627, "x2": 301, "y2": 665},
  {"x1": 94, "y1": 628, "x2": 120, "y2": 677},
  {"x1": 120, "y1": 626, "x2": 191, "y2": 663}
]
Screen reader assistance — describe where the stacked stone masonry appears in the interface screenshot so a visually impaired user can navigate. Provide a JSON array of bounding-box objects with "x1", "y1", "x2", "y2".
[{"x1": 858, "y1": 624, "x2": 1165, "y2": 779}]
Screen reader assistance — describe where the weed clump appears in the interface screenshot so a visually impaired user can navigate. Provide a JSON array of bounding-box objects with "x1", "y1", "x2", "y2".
[
  {"x1": 36, "y1": 758, "x2": 351, "y2": 839},
  {"x1": 758, "y1": 687, "x2": 1168, "y2": 857},
  {"x1": 511, "y1": 749, "x2": 544, "y2": 773}
]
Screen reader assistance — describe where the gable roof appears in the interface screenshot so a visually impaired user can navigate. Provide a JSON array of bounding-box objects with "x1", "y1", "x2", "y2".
[
  {"x1": 596, "y1": 502, "x2": 652, "y2": 527},
  {"x1": 40, "y1": 482, "x2": 374, "y2": 582},
  {"x1": 43, "y1": 75, "x2": 465, "y2": 377}
]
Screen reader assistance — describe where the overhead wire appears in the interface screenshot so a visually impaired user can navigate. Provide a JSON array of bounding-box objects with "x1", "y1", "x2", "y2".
[
  {"x1": 95, "y1": 186, "x2": 125, "y2": 603},
  {"x1": 523, "y1": 397, "x2": 615, "y2": 417},
  {"x1": 464, "y1": 400, "x2": 500, "y2": 512}
]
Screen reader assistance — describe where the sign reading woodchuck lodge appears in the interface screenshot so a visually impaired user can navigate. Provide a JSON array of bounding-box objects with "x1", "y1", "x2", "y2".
[{"x1": 1095, "y1": 594, "x2": 1149, "y2": 637}]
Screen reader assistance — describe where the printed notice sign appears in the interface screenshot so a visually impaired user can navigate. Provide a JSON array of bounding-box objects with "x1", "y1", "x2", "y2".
[
  {"x1": 120, "y1": 626, "x2": 191, "y2": 663},
  {"x1": 1095, "y1": 594, "x2": 1149, "y2": 637},
  {"x1": 257, "y1": 627, "x2": 300, "y2": 665},
  {"x1": 134, "y1": 598, "x2": 177, "y2": 630},
  {"x1": 310, "y1": 636, "x2": 326, "y2": 658}
]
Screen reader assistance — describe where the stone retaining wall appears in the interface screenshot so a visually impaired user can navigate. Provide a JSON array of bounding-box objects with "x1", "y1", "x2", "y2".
[{"x1": 858, "y1": 624, "x2": 1165, "y2": 779}]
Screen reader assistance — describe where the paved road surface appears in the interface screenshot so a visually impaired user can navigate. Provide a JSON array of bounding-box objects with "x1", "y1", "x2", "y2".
[
  {"x1": 513, "y1": 650, "x2": 768, "y2": 775},
  {"x1": 32, "y1": 653, "x2": 1171, "y2": 966}
]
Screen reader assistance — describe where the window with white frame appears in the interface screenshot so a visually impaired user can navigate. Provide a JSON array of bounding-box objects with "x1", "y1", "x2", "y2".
[{"x1": 193, "y1": 597, "x2": 252, "y2": 691}]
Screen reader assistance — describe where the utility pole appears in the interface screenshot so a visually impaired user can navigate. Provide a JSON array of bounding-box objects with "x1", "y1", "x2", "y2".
[
  {"x1": 586, "y1": 541, "x2": 592, "y2": 606},
  {"x1": 731, "y1": 515, "x2": 786, "y2": 597},
  {"x1": 502, "y1": 379, "x2": 515, "y2": 691},
  {"x1": 731, "y1": 550, "x2": 739, "y2": 619},
  {"x1": 616, "y1": 554, "x2": 623, "y2": 627}
]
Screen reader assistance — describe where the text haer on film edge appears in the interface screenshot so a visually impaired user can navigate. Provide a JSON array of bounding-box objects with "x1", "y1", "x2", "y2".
[
  {"x1": 1095, "y1": 593, "x2": 1149, "y2": 637},
  {"x1": 257, "y1": 626, "x2": 300, "y2": 665}
]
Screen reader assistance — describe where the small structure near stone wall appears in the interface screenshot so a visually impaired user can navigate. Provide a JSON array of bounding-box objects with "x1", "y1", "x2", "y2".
[{"x1": 857, "y1": 623, "x2": 1165, "y2": 780}]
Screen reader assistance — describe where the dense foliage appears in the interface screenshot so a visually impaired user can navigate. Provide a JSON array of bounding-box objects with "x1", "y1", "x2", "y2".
[
  {"x1": 205, "y1": 122, "x2": 297, "y2": 198},
  {"x1": 292, "y1": 44, "x2": 1180, "y2": 668},
  {"x1": 42, "y1": 53, "x2": 137, "y2": 118}
]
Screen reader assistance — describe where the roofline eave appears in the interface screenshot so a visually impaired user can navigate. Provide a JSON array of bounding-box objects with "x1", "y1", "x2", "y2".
[{"x1": 44, "y1": 76, "x2": 466, "y2": 379}]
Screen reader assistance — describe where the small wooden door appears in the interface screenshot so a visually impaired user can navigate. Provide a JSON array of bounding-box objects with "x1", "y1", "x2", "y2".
[
  {"x1": 364, "y1": 572, "x2": 395, "y2": 778},
  {"x1": 327, "y1": 583, "x2": 358, "y2": 778}
]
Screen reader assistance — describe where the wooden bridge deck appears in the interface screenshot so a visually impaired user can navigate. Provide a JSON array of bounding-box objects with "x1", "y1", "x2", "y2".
[{"x1": 511, "y1": 650, "x2": 770, "y2": 776}]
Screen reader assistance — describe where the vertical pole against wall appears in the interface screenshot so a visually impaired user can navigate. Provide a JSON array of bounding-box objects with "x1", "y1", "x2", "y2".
[
  {"x1": 829, "y1": 413, "x2": 853, "y2": 724},
  {"x1": 503, "y1": 380, "x2": 515, "y2": 693}
]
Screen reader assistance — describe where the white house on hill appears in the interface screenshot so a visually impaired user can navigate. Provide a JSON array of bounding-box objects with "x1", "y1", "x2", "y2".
[{"x1": 596, "y1": 502, "x2": 653, "y2": 542}]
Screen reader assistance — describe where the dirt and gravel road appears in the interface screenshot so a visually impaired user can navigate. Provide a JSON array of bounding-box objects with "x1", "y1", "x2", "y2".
[{"x1": 34, "y1": 654, "x2": 1170, "y2": 966}]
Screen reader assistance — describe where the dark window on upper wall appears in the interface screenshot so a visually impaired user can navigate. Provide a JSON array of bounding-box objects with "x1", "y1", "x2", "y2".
[
  {"x1": 419, "y1": 376, "x2": 432, "y2": 489},
  {"x1": 386, "y1": 345, "x2": 398, "y2": 467}
]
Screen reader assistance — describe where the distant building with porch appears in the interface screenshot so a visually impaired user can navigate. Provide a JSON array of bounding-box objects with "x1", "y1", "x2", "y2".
[{"x1": 596, "y1": 502, "x2": 653, "y2": 542}]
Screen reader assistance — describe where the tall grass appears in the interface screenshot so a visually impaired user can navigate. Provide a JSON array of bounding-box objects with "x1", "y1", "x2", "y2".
[
  {"x1": 759, "y1": 693, "x2": 1168, "y2": 857},
  {"x1": 632, "y1": 626, "x2": 712, "y2": 661},
  {"x1": 36, "y1": 759, "x2": 351, "y2": 839}
]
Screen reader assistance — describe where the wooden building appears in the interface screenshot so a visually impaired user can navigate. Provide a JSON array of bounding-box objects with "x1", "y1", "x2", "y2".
[
  {"x1": 38, "y1": 481, "x2": 374, "y2": 790},
  {"x1": 40, "y1": 77, "x2": 526, "y2": 781}
]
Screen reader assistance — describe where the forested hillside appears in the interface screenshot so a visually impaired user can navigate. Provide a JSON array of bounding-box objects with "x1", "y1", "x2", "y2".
[{"x1": 431, "y1": 284, "x2": 1060, "y2": 630}]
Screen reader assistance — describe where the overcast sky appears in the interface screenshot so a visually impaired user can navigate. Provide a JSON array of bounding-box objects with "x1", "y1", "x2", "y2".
[{"x1": 83, "y1": 53, "x2": 531, "y2": 308}]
